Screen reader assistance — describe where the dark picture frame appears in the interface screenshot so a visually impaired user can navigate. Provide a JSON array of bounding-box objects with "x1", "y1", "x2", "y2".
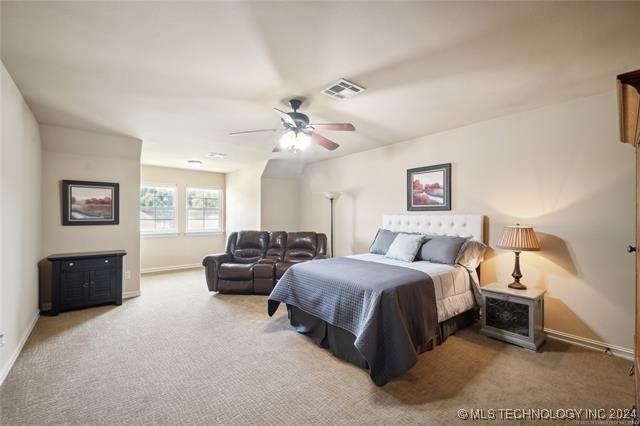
[
  {"x1": 62, "y1": 180, "x2": 119, "y2": 226},
  {"x1": 407, "y1": 163, "x2": 451, "y2": 211}
]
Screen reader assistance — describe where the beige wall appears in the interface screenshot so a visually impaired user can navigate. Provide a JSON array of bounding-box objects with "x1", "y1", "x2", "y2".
[
  {"x1": 0, "y1": 63, "x2": 42, "y2": 382},
  {"x1": 261, "y1": 177, "x2": 299, "y2": 232},
  {"x1": 298, "y1": 91, "x2": 635, "y2": 350},
  {"x1": 41, "y1": 125, "x2": 142, "y2": 296},
  {"x1": 140, "y1": 165, "x2": 226, "y2": 271},
  {"x1": 225, "y1": 160, "x2": 267, "y2": 234}
]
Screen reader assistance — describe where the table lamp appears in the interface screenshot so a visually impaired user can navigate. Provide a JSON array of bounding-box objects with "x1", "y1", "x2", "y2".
[{"x1": 496, "y1": 224, "x2": 540, "y2": 290}]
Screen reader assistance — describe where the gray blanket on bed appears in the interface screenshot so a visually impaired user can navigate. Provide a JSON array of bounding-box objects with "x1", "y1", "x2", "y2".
[{"x1": 268, "y1": 257, "x2": 438, "y2": 386}]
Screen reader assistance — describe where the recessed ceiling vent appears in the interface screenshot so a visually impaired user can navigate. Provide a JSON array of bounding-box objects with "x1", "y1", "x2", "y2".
[{"x1": 322, "y1": 78, "x2": 366, "y2": 100}]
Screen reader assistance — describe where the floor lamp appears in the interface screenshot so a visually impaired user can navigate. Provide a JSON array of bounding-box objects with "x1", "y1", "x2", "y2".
[{"x1": 322, "y1": 192, "x2": 341, "y2": 257}]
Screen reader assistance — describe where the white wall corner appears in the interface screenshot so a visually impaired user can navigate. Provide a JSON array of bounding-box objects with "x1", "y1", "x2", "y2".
[{"x1": 0, "y1": 312, "x2": 39, "y2": 386}]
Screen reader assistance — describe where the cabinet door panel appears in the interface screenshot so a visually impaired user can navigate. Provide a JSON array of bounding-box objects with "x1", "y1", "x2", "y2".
[
  {"x1": 61, "y1": 271, "x2": 88, "y2": 307},
  {"x1": 89, "y1": 269, "x2": 116, "y2": 302},
  {"x1": 485, "y1": 296, "x2": 530, "y2": 337}
]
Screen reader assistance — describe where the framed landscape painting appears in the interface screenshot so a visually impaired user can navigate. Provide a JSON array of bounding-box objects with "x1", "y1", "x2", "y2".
[
  {"x1": 62, "y1": 180, "x2": 119, "y2": 225},
  {"x1": 407, "y1": 163, "x2": 451, "y2": 211}
]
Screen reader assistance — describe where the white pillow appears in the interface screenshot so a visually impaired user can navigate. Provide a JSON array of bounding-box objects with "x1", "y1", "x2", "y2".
[
  {"x1": 385, "y1": 233, "x2": 425, "y2": 262},
  {"x1": 455, "y1": 239, "x2": 487, "y2": 270}
]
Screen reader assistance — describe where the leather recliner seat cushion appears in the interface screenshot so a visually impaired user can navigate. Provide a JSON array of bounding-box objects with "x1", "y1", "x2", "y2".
[
  {"x1": 283, "y1": 232, "x2": 318, "y2": 262},
  {"x1": 232, "y1": 231, "x2": 270, "y2": 263},
  {"x1": 253, "y1": 263, "x2": 275, "y2": 295},
  {"x1": 262, "y1": 231, "x2": 287, "y2": 263},
  {"x1": 253, "y1": 263, "x2": 274, "y2": 279},
  {"x1": 218, "y1": 263, "x2": 254, "y2": 280},
  {"x1": 275, "y1": 261, "x2": 305, "y2": 279},
  {"x1": 275, "y1": 232, "x2": 320, "y2": 279}
]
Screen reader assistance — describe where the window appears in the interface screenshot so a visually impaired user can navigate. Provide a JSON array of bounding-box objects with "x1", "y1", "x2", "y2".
[
  {"x1": 139, "y1": 184, "x2": 177, "y2": 234},
  {"x1": 186, "y1": 187, "x2": 222, "y2": 233}
]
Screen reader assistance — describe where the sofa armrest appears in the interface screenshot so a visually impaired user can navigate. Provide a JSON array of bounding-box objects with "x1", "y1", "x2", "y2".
[
  {"x1": 202, "y1": 253, "x2": 232, "y2": 292},
  {"x1": 313, "y1": 254, "x2": 327, "y2": 260},
  {"x1": 257, "y1": 258, "x2": 278, "y2": 264}
]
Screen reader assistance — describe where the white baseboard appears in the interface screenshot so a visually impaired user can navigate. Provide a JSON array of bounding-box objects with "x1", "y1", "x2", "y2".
[
  {"x1": 140, "y1": 263, "x2": 202, "y2": 274},
  {"x1": 545, "y1": 328, "x2": 634, "y2": 361},
  {"x1": 0, "y1": 311, "x2": 39, "y2": 386},
  {"x1": 123, "y1": 290, "x2": 140, "y2": 299}
]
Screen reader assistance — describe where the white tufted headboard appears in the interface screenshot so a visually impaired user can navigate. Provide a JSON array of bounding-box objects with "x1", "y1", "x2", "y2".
[{"x1": 382, "y1": 214, "x2": 484, "y2": 242}]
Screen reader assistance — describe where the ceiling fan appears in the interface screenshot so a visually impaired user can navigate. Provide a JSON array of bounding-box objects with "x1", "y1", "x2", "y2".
[{"x1": 229, "y1": 98, "x2": 355, "y2": 152}]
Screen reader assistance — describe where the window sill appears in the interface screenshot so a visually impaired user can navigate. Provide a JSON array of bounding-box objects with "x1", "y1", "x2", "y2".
[
  {"x1": 140, "y1": 232, "x2": 179, "y2": 239},
  {"x1": 184, "y1": 231, "x2": 225, "y2": 237}
]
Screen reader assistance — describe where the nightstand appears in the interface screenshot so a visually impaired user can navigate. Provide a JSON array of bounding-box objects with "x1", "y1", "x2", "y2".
[{"x1": 480, "y1": 282, "x2": 546, "y2": 351}]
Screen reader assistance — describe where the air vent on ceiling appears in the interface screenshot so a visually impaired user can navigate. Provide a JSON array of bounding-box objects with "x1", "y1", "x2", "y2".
[{"x1": 322, "y1": 78, "x2": 366, "y2": 100}]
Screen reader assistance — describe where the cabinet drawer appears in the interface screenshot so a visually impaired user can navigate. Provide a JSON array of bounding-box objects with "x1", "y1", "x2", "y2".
[{"x1": 61, "y1": 257, "x2": 118, "y2": 271}]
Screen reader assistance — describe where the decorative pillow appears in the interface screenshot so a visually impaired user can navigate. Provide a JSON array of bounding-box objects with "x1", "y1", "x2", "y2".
[
  {"x1": 369, "y1": 229, "x2": 398, "y2": 255},
  {"x1": 455, "y1": 239, "x2": 487, "y2": 270},
  {"x1": 385, "y1": 233, "x2": 425, "y2": 262},
  {"x1": 418, "y1": 235, "x2": 469, "y2": 265}
]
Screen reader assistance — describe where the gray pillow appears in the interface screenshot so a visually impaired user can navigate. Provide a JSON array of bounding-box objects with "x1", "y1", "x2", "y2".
[
  {"x1": 369, "y1": 229, "x2": 398, "y2": 255},
  {"x1": 455, "y1": 239, "x2": 487, "y2": 270},
  {"x1": 417, "y1": 236, "x2": 469, "y2": 264},
  {"x1": 385, "y1": 233, "x2": 425, "y2": 262}
]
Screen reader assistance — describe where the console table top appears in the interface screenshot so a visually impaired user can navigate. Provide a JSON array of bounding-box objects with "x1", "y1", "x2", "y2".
[{"x1": 47, "y1": 250, "x2": 127, "y2": 261}]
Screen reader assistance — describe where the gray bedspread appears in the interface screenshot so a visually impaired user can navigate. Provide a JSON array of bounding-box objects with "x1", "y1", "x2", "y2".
[{"x1": 268, "y1": 257, "x2": 438, "y2": 386}]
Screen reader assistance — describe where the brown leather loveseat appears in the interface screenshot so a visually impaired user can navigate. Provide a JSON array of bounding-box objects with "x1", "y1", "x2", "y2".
[{"x1": 203, "y1": 230, "x2": 327, "y2": 294}]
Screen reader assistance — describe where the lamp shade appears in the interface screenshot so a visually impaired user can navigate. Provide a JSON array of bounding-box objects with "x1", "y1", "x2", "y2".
[
  {"x1": 323, "y1": 192, "x2": 341, "y2": 200},
  {"x1": 497, "y1": 225, "x2": 540, "y2": 251}
]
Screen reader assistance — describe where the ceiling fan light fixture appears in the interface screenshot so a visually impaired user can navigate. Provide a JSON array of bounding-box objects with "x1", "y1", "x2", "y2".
[
  {"x1": 279, "y1": 130, "x2": 297, "y2": 150},
  {"x1": 279, "y1": 130, "x2": 311, "y2": 152},
  {"x1": 187, "y1": 160, "x2": 203, "y2": 169},
  {"x1": 206, "y1": 152, "x2": 226, "y2": 159},
  {"x1": 296, "y1": 132, "x2": 311, "y2": 150}
]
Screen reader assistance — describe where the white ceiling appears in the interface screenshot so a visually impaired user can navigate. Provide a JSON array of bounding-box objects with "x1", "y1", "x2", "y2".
[{"x1": 2, "y1": 1, "x2": 639, "y2": 173}]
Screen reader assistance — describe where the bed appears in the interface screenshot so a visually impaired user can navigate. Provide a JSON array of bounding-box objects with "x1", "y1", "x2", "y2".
[{"x1": 268, "y1": 214, "x2": 484, "y2": 386}]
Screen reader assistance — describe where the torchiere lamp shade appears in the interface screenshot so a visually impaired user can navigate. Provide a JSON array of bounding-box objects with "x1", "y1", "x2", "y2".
[
  {"x1": 323, "y1": 192, "x2": 341, "y2": 200},
  {"x1": 497, "y1": 225, "x2": 540, "y2": 252}
]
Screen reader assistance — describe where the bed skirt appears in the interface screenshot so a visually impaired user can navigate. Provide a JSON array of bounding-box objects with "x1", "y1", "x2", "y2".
[{"x1": 287, "y1": 304, "x2": 477, "y2": 370}]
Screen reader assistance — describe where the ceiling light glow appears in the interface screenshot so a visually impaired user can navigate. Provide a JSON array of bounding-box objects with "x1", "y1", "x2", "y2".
[
  {"x1": 187, "y1": 160, "x2": 203, "y2": 168},
  {"x1": 279, "y1": 130, "x2": 311, "y2": 152},
  {"x1": 207, "y1": 152, "x2": 227, "y2": 159}
]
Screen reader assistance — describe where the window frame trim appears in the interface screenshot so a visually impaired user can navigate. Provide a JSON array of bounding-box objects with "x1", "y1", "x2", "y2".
[
  {"x1": 184, "y1": 186, "x2": 224, "y2": 234},
  {"x1": 139, "y1": 182, "x2": 179, "y2": 236}
]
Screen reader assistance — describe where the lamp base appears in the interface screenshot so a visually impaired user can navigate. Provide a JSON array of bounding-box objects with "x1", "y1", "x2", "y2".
[
  {"x1": 508, "y1": 251, "x2": 527, "y2": 290},
  {"x1": 508, "y1": 281, "x2": 527, "y2": 290}
]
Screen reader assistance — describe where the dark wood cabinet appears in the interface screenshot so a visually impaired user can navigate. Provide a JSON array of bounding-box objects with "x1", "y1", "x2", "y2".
[{"x1": 42, "y1": 250, "x2": 126, "y2": 315}]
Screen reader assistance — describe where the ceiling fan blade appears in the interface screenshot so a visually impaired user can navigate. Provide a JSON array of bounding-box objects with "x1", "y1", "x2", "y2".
[
  {"x1": 273, "y1": 108, "x2": 297, "y2": 128},
  {"x1": 229, "y1": 129, "x2": 278, "y2": 136},
  {"x1": 310, "y1": 131, "x2": 340, "y2": 151},
  {"x1": 272, "y1": 142, "x2": 283, "y2": 153},
  {"x1": 309, "y1": 123, "x2": 355, "y2": 132}
]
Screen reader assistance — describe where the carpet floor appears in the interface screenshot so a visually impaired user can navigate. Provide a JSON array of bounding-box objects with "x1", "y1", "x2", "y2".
[{"x1": 0, "y1": 269, "x2": 634, "y2": 424}]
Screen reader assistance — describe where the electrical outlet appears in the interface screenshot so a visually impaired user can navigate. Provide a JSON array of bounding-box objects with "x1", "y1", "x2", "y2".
[
  {"x1": 0, "y1": 332, "x2": 5, "y2": 348},
  {"x1": 124, "y1": 271, "x2": 131, "y2": 280}
]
